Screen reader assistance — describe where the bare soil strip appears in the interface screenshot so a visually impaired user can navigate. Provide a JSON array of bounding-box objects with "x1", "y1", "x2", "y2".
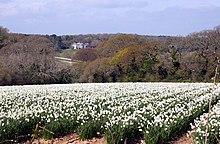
[{"x1": 27, "y1": 133, "x2": 194, "y2": 144}]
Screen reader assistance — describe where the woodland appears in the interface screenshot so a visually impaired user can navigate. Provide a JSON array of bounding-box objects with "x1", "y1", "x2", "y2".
[{"x1": 0, "y1": 26, "x2": 220, "y2": 85}]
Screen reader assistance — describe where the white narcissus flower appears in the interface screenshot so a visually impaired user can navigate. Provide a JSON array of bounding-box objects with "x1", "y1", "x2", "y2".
[{"x1": 0, "y1": 82, "x2": 219, "y2": 143}]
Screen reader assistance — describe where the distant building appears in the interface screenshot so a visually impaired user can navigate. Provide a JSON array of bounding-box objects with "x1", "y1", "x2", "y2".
[
  {"x1": 71, "y1": 42, "x2": 91, "y2": 49},
  {"x1": 71, "y1": 42, "x2": 84, "y2": 49},
  {"x1": 84, "y1": 43, "x2": 89, "y2": 48}
]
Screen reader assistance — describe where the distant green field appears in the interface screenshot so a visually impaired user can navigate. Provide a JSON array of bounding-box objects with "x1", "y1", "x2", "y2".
[{"x1": 56, "y1": 49, "x2": 78, "y2": 58}]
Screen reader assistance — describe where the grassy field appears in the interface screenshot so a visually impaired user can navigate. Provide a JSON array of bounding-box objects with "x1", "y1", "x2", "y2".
[
  {"x1": 56, "y1": 49, "x2": 78, "y2": 58},
  {"x1": 0, "y1": 83, "x2": 219, "y2": 143}
]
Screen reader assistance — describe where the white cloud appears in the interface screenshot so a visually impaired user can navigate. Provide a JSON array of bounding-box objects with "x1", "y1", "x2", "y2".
[
  {"x1": 0, "y1": 0, "x2": 149, "y2": 18},
  {"x1": 0, "y1": 0, "x2": 48, "y2": 18},
  {"x1": 1, "y1": 0, "x2": 220, "y2": 35},
  {"x1": 1, "y1": 0, "x2": 219, "y2": 19}
]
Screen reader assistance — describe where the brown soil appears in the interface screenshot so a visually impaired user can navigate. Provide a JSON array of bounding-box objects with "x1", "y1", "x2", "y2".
[
  {"x1": 171, "y1": 133, "x2": 194, "y2": 144},
  {"x1": 26, "y1": 134, "x2": 107, "y2": 144},
  {"x1": 25, "y1": 133, "x2": 195, "y2": 144},
  {"x1": 25, "y1": 134, "x2": 147, "y2": 144}
]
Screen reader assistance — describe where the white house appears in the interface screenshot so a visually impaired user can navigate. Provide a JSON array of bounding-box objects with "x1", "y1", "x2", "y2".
[{"x1": 71, "y1": 42, "x2": 84, "y2": 49}]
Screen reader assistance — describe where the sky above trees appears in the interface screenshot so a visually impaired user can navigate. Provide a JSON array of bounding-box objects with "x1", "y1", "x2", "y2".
[{"x1": 1, "y1": 0, "x2": 220, "y2": 36}]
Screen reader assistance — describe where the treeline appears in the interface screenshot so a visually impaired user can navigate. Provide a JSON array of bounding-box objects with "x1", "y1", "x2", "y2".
[
  {"x1": 0, "y1": 26, "x2": 220, "y2": 85},
  {"x1": 45, "y1": 33, "x2": 114, "y2": 51},
  {"x1": 73, "y1": 26, "x2": 220, "y2": 83},
  {"x1": 0, "y1": 28, "x2": 73, "y2": 85},
  {"x1": 0, "y1": 28, "x2": 116, "y2": 85}
]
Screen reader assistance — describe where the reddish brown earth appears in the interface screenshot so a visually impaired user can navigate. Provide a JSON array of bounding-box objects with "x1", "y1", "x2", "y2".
[
  {"x1": 26, "y1": 134, "x2": 147, "y2": 144},
  {"x1": 27, "y1": 134, "x2": 107, "y2": 144},
  {"x1": 26, "y1": 133, "x2": 194, "y2": 144},
  {"x1": 172, "y1": 134, "x2": 193, "y2": 144}
]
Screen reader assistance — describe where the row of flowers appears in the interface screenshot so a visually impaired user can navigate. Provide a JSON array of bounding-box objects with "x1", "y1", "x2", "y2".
[
  {"x1": 0, "y1": 83, "x2": 219, "y2": 143},
  {"x1": 191, "y1": 98, "x2": 220, "y2": 144}
]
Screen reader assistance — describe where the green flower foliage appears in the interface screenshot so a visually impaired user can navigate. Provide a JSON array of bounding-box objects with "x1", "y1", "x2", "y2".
[{"x1": 0, "y1": 83, "x2": 219, "y2": 143}]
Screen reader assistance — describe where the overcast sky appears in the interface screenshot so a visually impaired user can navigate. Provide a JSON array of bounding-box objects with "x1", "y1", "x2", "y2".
[{"x1": 0, "y1": 0, "x2": 220, "y2": 36}]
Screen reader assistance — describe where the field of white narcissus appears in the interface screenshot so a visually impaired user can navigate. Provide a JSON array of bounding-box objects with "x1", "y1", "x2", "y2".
[
  {"x1": 192, "y1": 98, "x2": 220, "y2": 144},
  {"x1": 0, "y1": 83, "x2": 220, "y2": 144}
]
